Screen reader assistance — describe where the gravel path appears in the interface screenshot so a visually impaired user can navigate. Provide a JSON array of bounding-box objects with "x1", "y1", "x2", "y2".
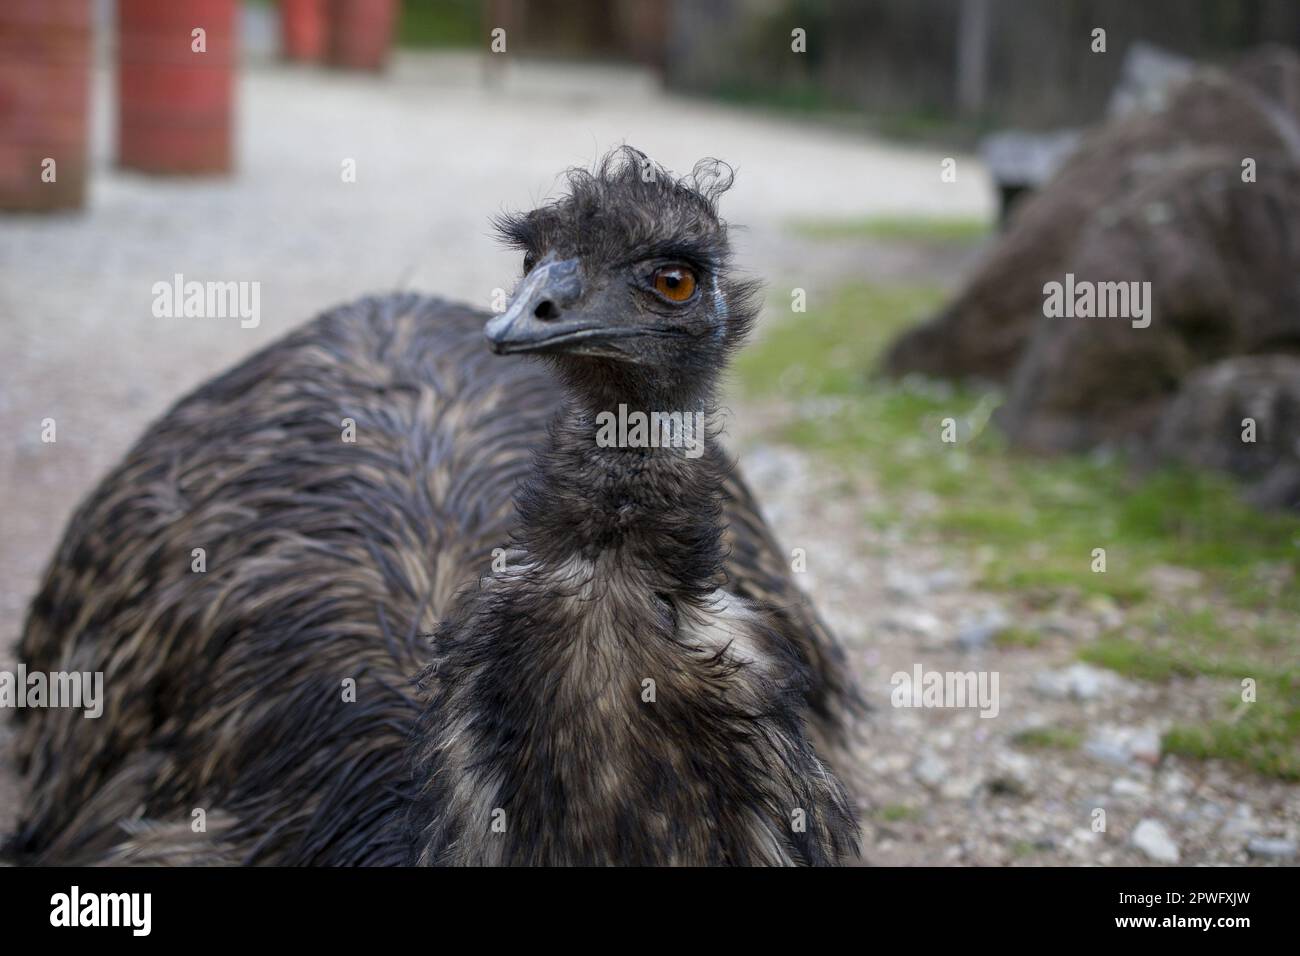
[
  {"x1": 729, "y1": 429, "x2": 1299, "y2": 865},
  {"x1": 12, "y1": 55, "x2": 1291, "y2": 866}
]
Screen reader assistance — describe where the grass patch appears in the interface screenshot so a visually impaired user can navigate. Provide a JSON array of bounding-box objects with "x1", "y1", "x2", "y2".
[
  {"x1": 734, "y1": 280, "x2": 1300, "y2": 779},
  {"x1": 397, "y1": 0, "x2": 481, "y2": 48},
  {"x1": 790, "y1": 215, "x2": 992, "y2": 244},
  {"x1": 1164, "y1": 699, "x2": 1300, "y2": 782},
  {"x1": 1082, "y1": 612, "x2": 1300, "y2": 780},
  {"x1": 711, "y1": 80, "x2": 853, "y2": 116},
  {"x1": 995, "y1": 627, "x2": 1045, "y2": 649},
  {"x1": 1010, "y1": 840, "x2": 1042, "y2": 858},
  {"x1": 1080, "y1": 640, "x2": 1203, "y2": 683},
  {"x1": 733, "y1": 282, "x2": 1300, "y2": 613},
  {"x1": 877, "y1": 803, "x2": 920, "y2": 823}
]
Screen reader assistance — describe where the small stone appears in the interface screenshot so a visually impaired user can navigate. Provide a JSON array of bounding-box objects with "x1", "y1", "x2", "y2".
[
  {"x1": 1067, "y1": 665, "x2": 1107, "y2": 700},
  {"x1": 1066, "y1": 828, "x2": 1102, "y2": 857},
  {"x1": 1245, "y1": 837, "x2": 1296, "y2": 861},
  {"x1": 1219, "y1": 806, "x2": 1258, "y2": 841},
  {"x1": 924, "y1": 569, "x2": 965, "y2": 593},
  {"x1": 1132, "y1": 819, "x2": 1180, "y2": 863},
  {"x1": 885, "y1": 609, "x2": 943, "y2": 640},
  {"x1": 1084, "y1": 736, "x2": 1130, "y2": 767},
  {"x1": 1128, "y1": 728, "x2": 1163, "y2": 766},
  {"x1": 988, "y1": 751, "x2": 1034, "y2": 797},
  {"x1": 1143, "y1": 565, "x2": 1204, "y2": 593},
  {"x1": 956, "y1": 608, "x2": 1011, "y2": 650},
  {"x1": 885, "y1": 568, "x2": 962, "y2": 600},
  {"x1": 913, "y1": 753, "x2": 948, "y2": 789},
  {"x1": 1035, "y1": 662, "x2": 1131, "y2": 701},
  {"x1": 884, "y1": 569, "x2": 929, "y2": 599},
  {"x1": 1112, "y1": 777, "x2": 1148, "y2": 797},
  {"x1": 1159, "y1": 768, "x2": 1191, "y2": 794},
  {"x1": 940, "y1": 773, "x2": 984, "y2": 801},
  {"x1": 1032, "y1": 670, "x2": 1071, "y2": 700},
  {"x1": 1085, "y1": 595, "x2": 1124, "y2": 631},
  {"x1": 1084, "y1": 725, "x2": 1164, "y2": 768}
]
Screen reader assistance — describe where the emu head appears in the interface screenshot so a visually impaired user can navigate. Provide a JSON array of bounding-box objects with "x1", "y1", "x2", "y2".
[{"x1": 487, "y1": 148, "x2": 759, "y2": 407}]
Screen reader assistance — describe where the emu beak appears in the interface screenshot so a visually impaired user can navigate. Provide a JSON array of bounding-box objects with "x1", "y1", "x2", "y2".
[{"x1": 486, "y1": 257, "x2": 619, "y2": 355}]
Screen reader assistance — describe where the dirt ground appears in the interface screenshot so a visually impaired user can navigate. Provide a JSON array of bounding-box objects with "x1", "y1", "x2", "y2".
[{"x1": 3, "y1": 53, "x2": 1295, "y2": 865}]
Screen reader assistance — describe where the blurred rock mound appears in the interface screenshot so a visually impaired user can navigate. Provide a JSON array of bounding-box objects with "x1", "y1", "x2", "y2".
[
  {"x1": 1154, "y1": 356, "x2": 1300, "y2": 509},
  {"x1": 883, "y1": 45, "x2": 1300, "y2": 508}
]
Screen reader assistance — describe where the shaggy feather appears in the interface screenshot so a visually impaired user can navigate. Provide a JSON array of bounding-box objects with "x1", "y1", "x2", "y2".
[{"x1": 6, "y1": 150, "x2": 860, "y2": 866}]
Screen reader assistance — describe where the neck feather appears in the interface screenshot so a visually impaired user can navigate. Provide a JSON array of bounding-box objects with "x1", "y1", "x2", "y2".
[
  {"x1": 514, "y1": 380, "x2": 726, "y2": 599},
  {"x1": 407, "y1": 361, "x2": 860, "y2": 865}
]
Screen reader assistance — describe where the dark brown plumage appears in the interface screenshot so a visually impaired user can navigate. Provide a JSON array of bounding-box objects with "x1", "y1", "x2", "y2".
[{"x1": 6, "y1": 150, "x2": 861, "y2": 865}]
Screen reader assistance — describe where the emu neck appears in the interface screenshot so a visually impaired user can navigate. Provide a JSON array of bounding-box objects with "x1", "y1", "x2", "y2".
[
  {"x1": 410, "y1": 363, "x2": 831, "y2": 865},
  {"x1": 515, "y1": 376, "x2": 726, "y2": 599}
]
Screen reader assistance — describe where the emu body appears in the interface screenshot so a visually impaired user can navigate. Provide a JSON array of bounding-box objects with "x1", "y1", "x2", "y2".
[{"x1": 8, "y1": 154, "x2": 860, "y2": 865}]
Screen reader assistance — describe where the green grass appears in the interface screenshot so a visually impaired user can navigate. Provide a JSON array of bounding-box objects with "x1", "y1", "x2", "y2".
[
  {"x1": 1081, "y1": 609, "x2": 1300, "y2": 780},
  {"x1": 1010, "y1": 839, "x2": 1043, "y2": 858},
  {"x1": 877, "y1": 803, "x2": 920, "y2": 823},
  {"x1": 734, "y1": 277, "x2": 1300, "y2": 779},
  {"x1": 995, "y1": 627, "x2": 1044, "y2": 649},
  {"x1": 1164, "y1": 702, "x2": 1300, "y2": 782},
  {"x1": 397, "y1": 0, "x2": 482, "y2": 48},
  {"x1": 711, "y1": 80, "x2": 852, "y2": 116},
  {"x1": 734, "y1": 282, "x2": 1300, "y2": 613},
  {"x1": 790, "y1": 215, "x2": 992, "y2": 244}
]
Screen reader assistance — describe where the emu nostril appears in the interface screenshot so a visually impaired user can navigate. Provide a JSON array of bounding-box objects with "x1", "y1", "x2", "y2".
[{"x1": 533, "y1": 300, "x2": 561, "y2": 321}]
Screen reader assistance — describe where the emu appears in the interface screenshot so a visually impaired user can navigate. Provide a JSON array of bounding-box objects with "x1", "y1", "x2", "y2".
[{"x1": 5, "y1": 149, "x2": 861, "y2": 866}]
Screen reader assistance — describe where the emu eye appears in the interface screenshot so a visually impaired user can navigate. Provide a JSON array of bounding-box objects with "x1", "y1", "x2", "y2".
[
  {"x1": 652, "y1": 266, "x2": 697, "y2": 303},
  {"x1": 523, "y1": 253, "x2": 538, "y2": 274}
]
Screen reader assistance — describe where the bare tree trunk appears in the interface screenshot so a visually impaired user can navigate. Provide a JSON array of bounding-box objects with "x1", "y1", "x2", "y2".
[{"x1": 956, "y1": 0, "x2": 991, "y2": 117}]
